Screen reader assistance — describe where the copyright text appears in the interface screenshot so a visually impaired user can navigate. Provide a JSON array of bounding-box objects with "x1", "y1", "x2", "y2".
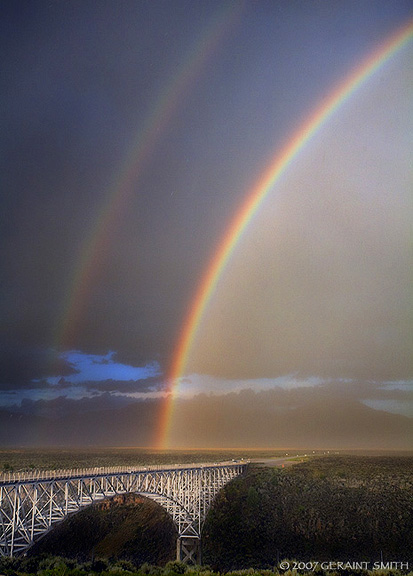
[{"x1": 278, "y1": 561, "x2": 409, "y2": 571}]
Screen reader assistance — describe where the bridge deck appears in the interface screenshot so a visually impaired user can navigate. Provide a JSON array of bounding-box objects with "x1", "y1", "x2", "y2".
[{"x1": 0, "y1": 461, "x2": 247, "y2": 485}]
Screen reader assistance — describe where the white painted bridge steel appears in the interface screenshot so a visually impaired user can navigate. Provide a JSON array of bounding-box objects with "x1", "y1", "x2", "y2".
[{"x1": 0, "y1": 462, "x2": 247, "y2": 563}]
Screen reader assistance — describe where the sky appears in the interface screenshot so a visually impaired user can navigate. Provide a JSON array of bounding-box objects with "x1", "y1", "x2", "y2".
[{"x1": 1, "y1": 0, "x2": 412, "y2": 450}]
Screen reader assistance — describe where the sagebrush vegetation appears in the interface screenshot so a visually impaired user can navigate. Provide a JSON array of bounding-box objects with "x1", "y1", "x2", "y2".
[{"x1": 202, "y1": 456, "x2": 412, "y2": 569}]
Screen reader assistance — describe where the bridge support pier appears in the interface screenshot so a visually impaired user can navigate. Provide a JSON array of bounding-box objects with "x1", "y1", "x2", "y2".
[{"x1": 176, "y1": 536, "x2": 201, "y2": 564}]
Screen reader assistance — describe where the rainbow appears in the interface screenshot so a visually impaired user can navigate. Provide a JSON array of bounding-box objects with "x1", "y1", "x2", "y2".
[
  {"x1": 156, "y1": 18, "x2": 413, "y2": 449},
  {"x1": 57, "y1": 3, "x2": 244, "y2": 349}
]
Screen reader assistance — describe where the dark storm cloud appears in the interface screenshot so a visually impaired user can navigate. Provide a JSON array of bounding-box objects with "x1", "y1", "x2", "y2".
[
  {"x1": 0, "y1": 346, "x2": 77, "y2": 388},
  {"x1": 16, "y1": 393, "x2": 136, "y2": 419},
  {"x1": 1, "y1": 0, "x2": 243, "y2": 372}
]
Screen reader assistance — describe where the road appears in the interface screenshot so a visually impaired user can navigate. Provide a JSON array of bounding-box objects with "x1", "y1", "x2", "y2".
[{"x1": 249, "y1": 456, "x2": 310, "y2": 468}]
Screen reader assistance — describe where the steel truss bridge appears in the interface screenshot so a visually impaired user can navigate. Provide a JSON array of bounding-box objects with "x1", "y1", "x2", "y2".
[{"x1": 0, "y1": 462, "x2": 247, "y2": 563}]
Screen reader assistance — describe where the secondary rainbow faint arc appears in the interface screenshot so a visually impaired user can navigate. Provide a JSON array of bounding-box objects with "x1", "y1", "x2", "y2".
[
  {"x1": 57, "y1": 2, "x2": 244, "y2": 350},
  {"x1": 156, "y1": 19, "x2": 413, "y2": 449}
]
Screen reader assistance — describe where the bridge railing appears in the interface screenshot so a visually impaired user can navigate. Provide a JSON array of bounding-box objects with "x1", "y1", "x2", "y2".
[{"x1": 0, "y1": 461, "x2": 248, "y2": 485}]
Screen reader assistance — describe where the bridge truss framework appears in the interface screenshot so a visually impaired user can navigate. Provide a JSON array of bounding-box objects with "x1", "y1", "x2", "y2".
[{"x1": 0, "y1": 462, "x2": 247, "y2": 563}]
